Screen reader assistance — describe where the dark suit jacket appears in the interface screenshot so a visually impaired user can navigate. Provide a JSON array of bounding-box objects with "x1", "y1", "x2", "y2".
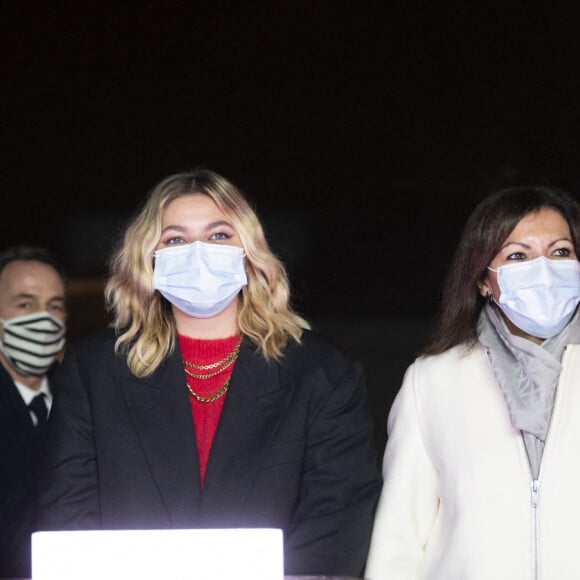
[
  {"x1": 0, "y1": 363, "x2": 52, "y2": 578},
  {"x1": 37, "y1": 328, "x2": 381, "y2": 577}
]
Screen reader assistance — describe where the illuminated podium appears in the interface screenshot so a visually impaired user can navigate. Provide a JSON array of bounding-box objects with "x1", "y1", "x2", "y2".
[{"x1": 31, "y1": 528, "x2": 283, "y2": 580}]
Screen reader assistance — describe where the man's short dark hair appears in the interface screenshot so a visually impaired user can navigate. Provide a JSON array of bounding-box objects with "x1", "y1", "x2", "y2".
[{"x1": 0, "y1": 246, "x2": 66, "y2": 284}]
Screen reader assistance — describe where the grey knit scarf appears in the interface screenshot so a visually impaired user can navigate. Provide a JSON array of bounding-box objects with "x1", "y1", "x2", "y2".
[{"x1": 477, "y1": 303, "x2": 580, "y2": 478}]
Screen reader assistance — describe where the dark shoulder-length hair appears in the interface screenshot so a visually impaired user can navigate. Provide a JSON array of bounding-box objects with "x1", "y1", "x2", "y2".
[{"x1": 423, "y1": 185, "x2": 580, "y2": 355}]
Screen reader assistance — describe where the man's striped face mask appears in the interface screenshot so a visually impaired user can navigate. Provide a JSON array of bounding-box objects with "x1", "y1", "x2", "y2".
[{"x1": 0, "y1": 312, "x2": 66, "y2": 376}]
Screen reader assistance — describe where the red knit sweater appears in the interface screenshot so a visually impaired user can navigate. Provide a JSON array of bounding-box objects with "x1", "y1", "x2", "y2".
[{"x1": 177, "y1": 333, "x2": 240, "y2": 486}]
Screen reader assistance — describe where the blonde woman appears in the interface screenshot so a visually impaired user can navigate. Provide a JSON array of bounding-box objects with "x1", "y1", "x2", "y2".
[{"x1": 38, "y1": 169, "x2": 381, "y2": 577}]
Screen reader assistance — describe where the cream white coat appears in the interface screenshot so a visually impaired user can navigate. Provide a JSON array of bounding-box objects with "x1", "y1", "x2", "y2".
[{"x1": 365, "y1": 343, "x2": 580, "y2": 580}]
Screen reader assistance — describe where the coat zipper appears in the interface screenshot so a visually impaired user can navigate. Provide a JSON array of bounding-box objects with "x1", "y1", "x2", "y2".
[
  {"x1": 530, "y1": 478, "x2": 539, "y2": 580},
  {"x1": 523, "y1": 345, "x2": 567, "y2": 580}
]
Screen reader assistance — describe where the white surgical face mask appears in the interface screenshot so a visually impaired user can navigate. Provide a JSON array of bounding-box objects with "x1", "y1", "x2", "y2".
[
  {"x1": 0, "y1": 311, "x2": 66, "y2": 376},
  {"x1": 489, "y1": 256, "x2": 580, "y2": 338},
  {"x1": 153, "y1": 241, "x2": 248, "y2": 318}
]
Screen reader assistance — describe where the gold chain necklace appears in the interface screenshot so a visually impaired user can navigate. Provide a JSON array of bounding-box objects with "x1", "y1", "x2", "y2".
[
  {"x1": 183, "y1": 357, "x2": 236, "y2": 380},
  {"x1": 183, "y1": 336, "x2": 242, "y2": 404},
  {"x1": 186, "y1": 376, "x2": 231, "y2": 403},
  {"x1": 183, "y1": 337, "x2": 242, "y2": 371}
]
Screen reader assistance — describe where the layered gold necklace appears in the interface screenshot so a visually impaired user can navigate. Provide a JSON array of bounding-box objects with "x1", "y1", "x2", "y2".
[{"x1": 183, "y1": 336, "x2": 242, "y2": 403}]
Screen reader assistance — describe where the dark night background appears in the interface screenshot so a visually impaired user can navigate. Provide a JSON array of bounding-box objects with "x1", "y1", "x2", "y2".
[{"x1": 4, "y1": 3, "x2": 580, "y2": 454}]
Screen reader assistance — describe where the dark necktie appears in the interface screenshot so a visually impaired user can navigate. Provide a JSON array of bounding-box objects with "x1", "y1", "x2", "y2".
[{"x1": 29, "y1": 393, "x2": 48, "y2": 427}]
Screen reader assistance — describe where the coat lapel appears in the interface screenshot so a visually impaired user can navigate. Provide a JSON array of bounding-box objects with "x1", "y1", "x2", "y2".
[
  {"x1": 199, "y1": 341, "x2": 294, "y2": 524},
  {"x1": 118, "y1": 347, "x2": 202, "y2": 527},
  {"x1": 0, "y1": 366, "x2": 35, "y2": 439}
]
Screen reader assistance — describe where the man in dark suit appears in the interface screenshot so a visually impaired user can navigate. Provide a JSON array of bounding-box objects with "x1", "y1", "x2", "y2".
[{"x1": 0, "y1": 246, "x2": 67, "y2": 579}]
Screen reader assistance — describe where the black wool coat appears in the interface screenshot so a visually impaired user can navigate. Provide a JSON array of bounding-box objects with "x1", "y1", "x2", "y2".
[
  {"x1": 0, "y1": 362, "x2": 55, "y2": 578},
  {"x1": 37, "y1": 329, "x2": 381, "y2": 577}
]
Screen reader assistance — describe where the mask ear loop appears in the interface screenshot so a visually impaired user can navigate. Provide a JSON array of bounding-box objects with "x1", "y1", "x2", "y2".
[
  {"x1": 485, "y1": 265, "x2": 499, "y2": 304},
  {"x1": 151, "y1": 247, "x2": 160, "y2": 270}
]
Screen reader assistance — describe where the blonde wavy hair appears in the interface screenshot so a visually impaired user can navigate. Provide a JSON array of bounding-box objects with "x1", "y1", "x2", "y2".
[{"x1": 106, "y1": 169, "x2": 310, "y2": 377}]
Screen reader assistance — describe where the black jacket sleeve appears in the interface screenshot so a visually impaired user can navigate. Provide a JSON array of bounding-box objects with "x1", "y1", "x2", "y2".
[{"x1": 282, "y1": 348, "x2": 381, "y2": 577}]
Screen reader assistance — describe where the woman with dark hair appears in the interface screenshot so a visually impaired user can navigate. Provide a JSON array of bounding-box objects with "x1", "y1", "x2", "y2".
[
  {"x1": 365, "y1": 185, "x2": 580, "y2": 580},
  {"x1": 38, "y1": 169, "x2": 381, "y2": 577}
]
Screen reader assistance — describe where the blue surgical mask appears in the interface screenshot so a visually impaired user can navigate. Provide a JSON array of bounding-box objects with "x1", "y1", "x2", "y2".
[
  {"x1": 153, "y1": 241, "x2": 247, "y2": 318},
  {"x1": 488, "y1": 256, "x2": 580, "y2": 338}
]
